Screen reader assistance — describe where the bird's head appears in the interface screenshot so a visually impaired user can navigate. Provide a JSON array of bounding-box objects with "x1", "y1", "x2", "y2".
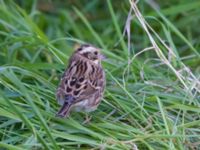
[{"x1": 75, "y1": 44, "x2": 105, "y2": 64}]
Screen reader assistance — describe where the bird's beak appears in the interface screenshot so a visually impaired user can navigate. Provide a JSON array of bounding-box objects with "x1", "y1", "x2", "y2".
[{"x1": 100, "y1": 54, "x2": 107, "y2": 60}]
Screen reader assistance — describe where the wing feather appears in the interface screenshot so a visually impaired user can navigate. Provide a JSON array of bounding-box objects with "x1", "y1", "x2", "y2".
[{"x1": 56, "y1": 53, "x2": 105, "y2": 106}]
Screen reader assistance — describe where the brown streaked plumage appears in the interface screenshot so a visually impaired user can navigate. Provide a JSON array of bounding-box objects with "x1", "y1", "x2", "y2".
[{"x1": 56, "y1": 44, "x2": 106, "y2": 118}]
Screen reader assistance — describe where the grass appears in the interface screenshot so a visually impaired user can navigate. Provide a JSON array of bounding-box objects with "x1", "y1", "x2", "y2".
[{"x1": 0, "y1": 0, "x2": 200, "y2": 149}]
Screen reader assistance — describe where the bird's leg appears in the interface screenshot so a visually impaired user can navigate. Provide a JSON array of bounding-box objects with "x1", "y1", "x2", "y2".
[{"x1": 82, "y1": 113, "x2": 92, "y2": 124}]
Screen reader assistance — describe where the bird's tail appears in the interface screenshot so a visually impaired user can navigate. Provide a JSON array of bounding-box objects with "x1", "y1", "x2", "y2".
[
  {"x1": 56, "y1": 95, "x2": 74, "y2": 118},
  {"x1": 56, "y1": 102, "x2": 72, "y2": 118}
]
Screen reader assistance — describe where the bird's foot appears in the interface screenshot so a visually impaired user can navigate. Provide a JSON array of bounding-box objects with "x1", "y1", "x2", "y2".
[{"x1": 82, "y1": 114, "x2": 92, "y2": 124}]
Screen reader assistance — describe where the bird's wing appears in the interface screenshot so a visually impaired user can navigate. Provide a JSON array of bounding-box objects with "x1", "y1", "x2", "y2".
[
  {"x1": 57, "y1": 53, "x2": 105, "y2": 106},
  {"x1": 82, "y1": 64, "x2": 105, "y2": 102}
]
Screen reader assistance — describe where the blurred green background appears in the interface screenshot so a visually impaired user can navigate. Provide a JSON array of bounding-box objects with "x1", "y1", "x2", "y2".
[{"x1": 0, "y1": 0, "x2": 200, "y2": 149}]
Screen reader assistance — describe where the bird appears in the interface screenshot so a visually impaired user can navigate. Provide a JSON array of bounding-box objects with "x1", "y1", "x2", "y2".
[{"x1": 56, "y1": 44, "x2": 106, "y2": 118}]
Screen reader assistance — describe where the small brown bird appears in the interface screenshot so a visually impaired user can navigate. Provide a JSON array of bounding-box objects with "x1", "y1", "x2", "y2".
[{"x1": 56, "y1": 44, "x2": 106, "y2": 118}]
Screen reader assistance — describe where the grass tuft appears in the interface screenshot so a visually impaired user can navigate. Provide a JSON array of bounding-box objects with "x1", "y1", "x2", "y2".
[{"x1": 0, "y1": 0, "x2": 200, "y2": 149}]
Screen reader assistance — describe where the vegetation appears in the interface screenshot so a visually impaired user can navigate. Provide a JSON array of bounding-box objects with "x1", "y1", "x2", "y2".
[{"x1": 0, "y1": 0, "x2": 200, "y2": 149}]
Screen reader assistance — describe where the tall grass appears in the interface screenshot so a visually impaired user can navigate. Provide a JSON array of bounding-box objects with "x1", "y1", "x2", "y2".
[{"x1": 0, "y1": 0, "x2": 200, "y2": 149}]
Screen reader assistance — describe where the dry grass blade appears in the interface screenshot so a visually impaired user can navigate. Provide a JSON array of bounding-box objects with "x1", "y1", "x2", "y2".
[{"x1": 129, "y1": 0, "x2": 200, "y2": 95}]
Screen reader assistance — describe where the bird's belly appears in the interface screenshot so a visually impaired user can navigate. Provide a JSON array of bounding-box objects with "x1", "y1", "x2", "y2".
[{"x1": 73, "y1": 99, "x2": 97, "y2": 112}]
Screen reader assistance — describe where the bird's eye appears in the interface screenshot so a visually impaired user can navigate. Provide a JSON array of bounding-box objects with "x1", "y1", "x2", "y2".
[
  {"x1": 94, "y1": 51, "x2": 98, "y2": 55},
  {"x1": 77, "y1": 47, "x2": 82, "y2": 51}
]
